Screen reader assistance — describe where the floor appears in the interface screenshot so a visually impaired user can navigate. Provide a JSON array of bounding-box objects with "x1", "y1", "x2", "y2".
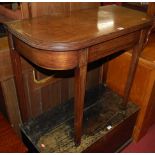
[
  {"x1": 0, "y1": 113, "x2": 27, "y2": 153},
  {"x1": 122, "y1": 123, "x2": 155, "y2": 153}
]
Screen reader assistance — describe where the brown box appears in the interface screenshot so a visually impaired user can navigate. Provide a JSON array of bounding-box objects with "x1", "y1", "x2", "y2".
[{"x1": 21, "y1": 86, "x2": 139, "y2": 152}]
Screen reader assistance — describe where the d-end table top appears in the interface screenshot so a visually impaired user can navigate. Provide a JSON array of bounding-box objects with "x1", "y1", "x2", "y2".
[{"x1": 6, "y1": 5, "x2": 152, "y2": 51}]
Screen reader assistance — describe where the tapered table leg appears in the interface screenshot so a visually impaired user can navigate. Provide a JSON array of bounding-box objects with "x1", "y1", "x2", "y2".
[
  {"x1": 121, "y1": 29, "x2": 147, "y2": 109},
  {"x1": 74, "y1": 49, "x2": 88, "y2": 146}
]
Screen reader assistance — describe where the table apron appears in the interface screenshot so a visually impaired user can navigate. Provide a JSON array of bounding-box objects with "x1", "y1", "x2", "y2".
[
  {"x1": 13, "y1": 30, "x2": 140, "y2": 71},
  {"x1": 88, "y1": 31, "x2": 140, "y2": 63},
  {"x1": 13, "y1": 36, "x2": 79, "y2": 70}
]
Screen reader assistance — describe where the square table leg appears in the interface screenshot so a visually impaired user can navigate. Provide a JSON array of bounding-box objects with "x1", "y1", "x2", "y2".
[
  {"x1": 74, "y1": 49, "x2": 88, "y2": 146},
  {"x1": 121, "y1": 29, "x2": 148, "y2": 110}
]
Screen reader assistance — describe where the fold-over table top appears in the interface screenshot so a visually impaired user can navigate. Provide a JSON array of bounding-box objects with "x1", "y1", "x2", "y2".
[{"x1": 6, "y1": 5, "x2": 152, "y2": 51}]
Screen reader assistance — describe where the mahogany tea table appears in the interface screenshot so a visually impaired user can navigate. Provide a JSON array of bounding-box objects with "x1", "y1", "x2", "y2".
[{"x1": 5, "y1": 5, "x2": 153, "y2": 146}]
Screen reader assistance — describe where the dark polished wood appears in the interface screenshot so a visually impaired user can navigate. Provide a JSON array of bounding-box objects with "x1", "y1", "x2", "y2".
[
  {"x1": 6, "y1": 5, "x2": 152, "y2": 145},
  {"x1": 122, "y1": 29, "x2": 148, "y2": 109},
  {"x1": 13, "y1": 37, "x2": 78, "y2": 70},
  {"x1": 83, "y1": 110, "x2": 138, "y2": 153},
  {"x1": 74, "y1": 49, "x2": 88, "y2": 145},
  {"x1": 88, "y1": 31, "x2": 140, "y2": 63},
  {"x1": 0, "y1": 2, "x2": 101, "y2": 137},
  {"x1": 6, "y1": 6, "x2": 152, "y2": 51},
  {"x1": 20, "y1": 2, "x2": 100, "y2": 19}
]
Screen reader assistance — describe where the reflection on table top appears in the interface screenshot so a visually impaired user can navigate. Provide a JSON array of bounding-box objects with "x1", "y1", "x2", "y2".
[{"x1": 6, "y1": 5, "x2": 152, "y2": 51}]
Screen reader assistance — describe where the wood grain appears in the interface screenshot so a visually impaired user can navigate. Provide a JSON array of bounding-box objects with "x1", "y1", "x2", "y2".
[
  {"x1": 84, "y1": 110, "x2": 138, "y2": 153},
  {"x1": 6, "y1": 6, "x2": 152, "y2": 51},
  {"x1": 74, "y1": 49, "x2": 88, "y2": 145},
  {"x1": 6, "y1": 4, "x2": 152, "y2": 146},
  {"x1": 20, "y1": 2, "x2": 100, "y2": 19},
  {"x1": 122, "y1": 29, "x2": 148, "y2": 109},
  {"x1": 147, "y1": 2, "x2": 155, "y2": 16},
  {"x1": 13, "y1": 37, "x2": 78, "y2": 70},
  {"x1": 88, "y1": 31, "x2": 140, "y2": 63},
  {"x1": 0, "y1": 3, "x2": 101, "y2": 136}
]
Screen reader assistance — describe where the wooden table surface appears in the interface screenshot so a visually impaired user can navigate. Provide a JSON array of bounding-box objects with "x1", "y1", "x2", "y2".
[
  {"x1": 6, "y1": 5, "x2": 153, "y2": 146},
  {"x1": 6, "y1": 6, "x2": 152, "y2": 51}
]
